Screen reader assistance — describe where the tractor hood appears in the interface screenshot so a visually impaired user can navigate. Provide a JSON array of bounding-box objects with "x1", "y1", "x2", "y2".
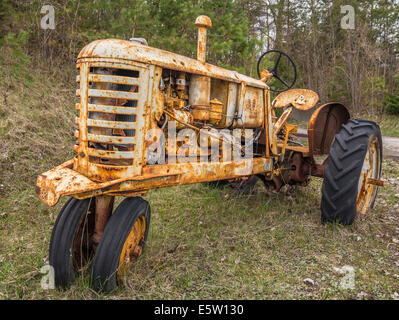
[{"x1": 77, "y1": 39, "x2": 266, "y2": 89}]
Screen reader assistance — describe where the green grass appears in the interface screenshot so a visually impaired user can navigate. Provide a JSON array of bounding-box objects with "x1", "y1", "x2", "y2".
[
  {"x1": 1, "y1": 162, "x2": 399, "y2": 299},
  {"x1": 378, "y1": 114, "x2": 399, "y2": 137},
  {"x1": 357, "y1": 113, "x2": 399, "y2": 137},
  {"x1": 1, "y1": 58, "x2": 399, "y2": 300}
]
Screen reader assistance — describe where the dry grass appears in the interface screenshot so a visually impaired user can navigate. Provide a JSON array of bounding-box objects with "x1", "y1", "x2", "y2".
[
  {"x1": 1, "y1": 60, "x2": 399, "y2": 300},
  {"x1": 370, "y1": 114, "x2": 399, "y2": 137}
]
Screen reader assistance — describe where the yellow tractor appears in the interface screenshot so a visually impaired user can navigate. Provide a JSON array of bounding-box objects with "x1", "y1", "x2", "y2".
[{"x1": 36, "y1": 15, "x2": 384, "y2": 292}]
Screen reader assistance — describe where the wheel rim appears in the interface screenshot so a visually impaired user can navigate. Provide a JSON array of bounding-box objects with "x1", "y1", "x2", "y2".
[
  {"x1": 118, "y1": 215, "x2": 146, "y2": 276},
  {"x1": 356, "y1": 136, "x2": 381, "y2": 215}
]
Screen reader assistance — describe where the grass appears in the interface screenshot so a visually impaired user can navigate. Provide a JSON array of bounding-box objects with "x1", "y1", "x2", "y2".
[
  {"x1": 371, "y1": 114, "x2": 399, "y2": 137},
  {"x1": 1, "y1": 58, "x2": 399, "y2": 300},
  {"x1": 1, "y1": 167, "x2": 399, "y2": 300}
]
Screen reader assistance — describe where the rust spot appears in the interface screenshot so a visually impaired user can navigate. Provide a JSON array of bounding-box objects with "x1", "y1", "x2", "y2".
[
  {"x1": 308, "y1": 103, "x2": 350, "y2": 155},
  {"x1": 92, "y1": 196, "x2": 114, "y2": 247},
  {"x1": 273, "y1": 89, "x2": 319, "y2": 111}
]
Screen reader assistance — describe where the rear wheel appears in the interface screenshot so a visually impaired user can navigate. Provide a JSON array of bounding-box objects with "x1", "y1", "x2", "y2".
[
  {"x1": 49, "y1": 198, "x2": 95, "y2": 288},
  {"x1": 321, "y1": 119, "x2": 382, "y2": 225},
  {"x1": 91, "y1": 197, "x2": 150, "y2": 292}
]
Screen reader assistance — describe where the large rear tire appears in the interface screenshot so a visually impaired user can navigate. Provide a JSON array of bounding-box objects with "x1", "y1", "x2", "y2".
[{"x1": 321, "y1": 119, "x2": 382, "y2": 225}]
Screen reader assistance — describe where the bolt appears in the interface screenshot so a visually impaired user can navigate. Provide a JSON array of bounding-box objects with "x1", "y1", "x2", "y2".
[{"x1": 132, "y1": 245, "x2": 142, "y2": 257}]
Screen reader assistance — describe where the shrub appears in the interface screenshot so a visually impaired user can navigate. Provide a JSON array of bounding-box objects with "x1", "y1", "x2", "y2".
[{"x1": 383, "y1": 93, "x2": 399, "y2": 115}]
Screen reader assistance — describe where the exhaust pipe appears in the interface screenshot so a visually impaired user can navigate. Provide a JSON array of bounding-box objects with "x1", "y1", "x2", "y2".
[
  {"x1": 189, "y1": 16, "x2": 212, "y2": 121},
  {"x1": 195, "y1": 15, "x2": 212, "y2": 63}
]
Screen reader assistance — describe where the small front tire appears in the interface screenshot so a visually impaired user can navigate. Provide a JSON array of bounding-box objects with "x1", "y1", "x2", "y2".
[
  {"x1": 91, "y1": 197, "x2": 151, "y2": 293},
  {"x1": 49, "y1": 198, "x2": 95, "y2": 288}
]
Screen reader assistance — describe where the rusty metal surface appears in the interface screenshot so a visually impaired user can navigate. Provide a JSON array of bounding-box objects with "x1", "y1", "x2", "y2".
[
  {"x1": 225, "y1": 82, "x2": 239, "y2": 127},
  {"x1": 92, "y1": 196, "x2": 114, "y2": 248},
  {"x1": 209, "y1": 98, "x2": 223, "y2": 125},
  {"x1": 367, "y1": 178, "x2": 385, "y2": 187},
  {"x1": 276, "y1": 143, "x2": 310, "y2": 157},
  {"x1": 37, "y1": 157, "x2": 273, "y2": 206},
  {"x1": 279, "y1": 123, "x2": 298, "y2": 158},
  {"x1": 235, "y1": 84, "x2": 264, "y2": 128},
  {"x1": 290, "y1": 153, "x2": 310, "y2": 182},
  {"x1": 74, "y1": 59, "x2": 158, "y2": 182},
  {"x1": 77, "y1": 40, "x2": 266, "y2": 89},
  {"x1": 273, "y1": 106, "x2": 294, "y2": 136},
  {"x1": 36, "y1": 160, "x2": 126, "y2": 206},
  {"x1": 356, "y1": 135, "x2": 382, "y2": 215},
  {"x1": 195, "y1": 15, "x2": 212, "y2": 63},
  {"x1": 189, "y1": 75, "x2": 211, "y2": 120},
  {"x1": 308, "y1": 102, "x2": 350, "y2": 156},
  {"x1": 166, "y1": 109, "x2": 194, "y2": 129},
  {"x1": 273, "y1": 89, "x2": 319, "y2": 110}
]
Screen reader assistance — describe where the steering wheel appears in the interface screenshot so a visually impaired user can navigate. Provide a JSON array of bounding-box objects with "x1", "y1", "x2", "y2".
[{"x1": 257, "y1": 49, "x2": 297, "y2": 93}]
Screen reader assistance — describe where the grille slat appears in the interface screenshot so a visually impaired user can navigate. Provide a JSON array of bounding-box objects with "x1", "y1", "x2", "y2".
[
  {"x1": 88, "y1": 104, "x2": 136, "y2": 115},
  {"x1": 87, "y1": 118, "x2": 137, "y2": 130},
  {"x1": 87, "y1": 148, "x2": 135, "y2": 160},
  {"x1": 87, "y1": 133, "x2": 135, "y2": 145},
  {"x1": 88, "y1": 89, "x2": 139, "y2": 101},
  {"x1": 88, "y1": 74, "x2": 140, "y2": 86}
]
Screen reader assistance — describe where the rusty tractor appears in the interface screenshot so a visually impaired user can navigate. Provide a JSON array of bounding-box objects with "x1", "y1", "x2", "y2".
[{"x1": 36, "y1": 15, "x2": 384, "y2": 292}]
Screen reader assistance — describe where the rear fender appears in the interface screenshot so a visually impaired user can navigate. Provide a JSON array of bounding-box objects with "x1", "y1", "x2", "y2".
[{"x1": 308, "y1": 102, "x2": 350, "y2": 171}]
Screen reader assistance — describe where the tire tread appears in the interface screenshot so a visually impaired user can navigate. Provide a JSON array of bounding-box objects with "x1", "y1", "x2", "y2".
[{"x1": 321, "y1": 119, "x2": 382, "y2": 225}]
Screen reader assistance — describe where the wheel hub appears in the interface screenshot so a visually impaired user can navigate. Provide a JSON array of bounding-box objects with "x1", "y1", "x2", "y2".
[
  {"x1": 118, "y1": 215, "x2": 146, "y2": 275},
  {"x1": 356, "y1": 136, "x2": 381, "y2": 215}
]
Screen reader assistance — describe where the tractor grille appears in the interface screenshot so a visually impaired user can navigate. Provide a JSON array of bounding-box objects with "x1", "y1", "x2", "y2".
[{"x1": 75, "y1": 60, "x2": 150, "y2": 181}]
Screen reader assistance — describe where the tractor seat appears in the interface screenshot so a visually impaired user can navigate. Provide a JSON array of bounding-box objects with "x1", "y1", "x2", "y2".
[{"x1": 272, "y1": 89, "x2": 319, "y2": 111}]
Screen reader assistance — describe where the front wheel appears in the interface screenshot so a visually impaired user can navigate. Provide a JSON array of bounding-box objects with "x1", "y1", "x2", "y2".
[
  {"x1": 49, "y1": 198, "x2": 95, "y2": 288},
  {"x1": 91, "y1": 197, "x2": 151, "y2": 292},
  {"x1": 321, "y1": 119, "x2": 382, "y2": 225}
]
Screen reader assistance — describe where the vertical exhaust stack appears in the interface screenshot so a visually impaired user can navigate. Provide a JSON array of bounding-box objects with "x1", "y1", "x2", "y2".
[
  {"x1": 190, "y1": 16, "x2": 212, "y2": 121},
  {"x1": 195, "y1": 15, "x2": 212, "y2": 63}
]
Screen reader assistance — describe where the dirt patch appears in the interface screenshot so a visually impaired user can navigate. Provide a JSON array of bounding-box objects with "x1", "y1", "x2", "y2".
[{"x1": 382, "y1": 136, "x2": 399, "y2": 160}]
